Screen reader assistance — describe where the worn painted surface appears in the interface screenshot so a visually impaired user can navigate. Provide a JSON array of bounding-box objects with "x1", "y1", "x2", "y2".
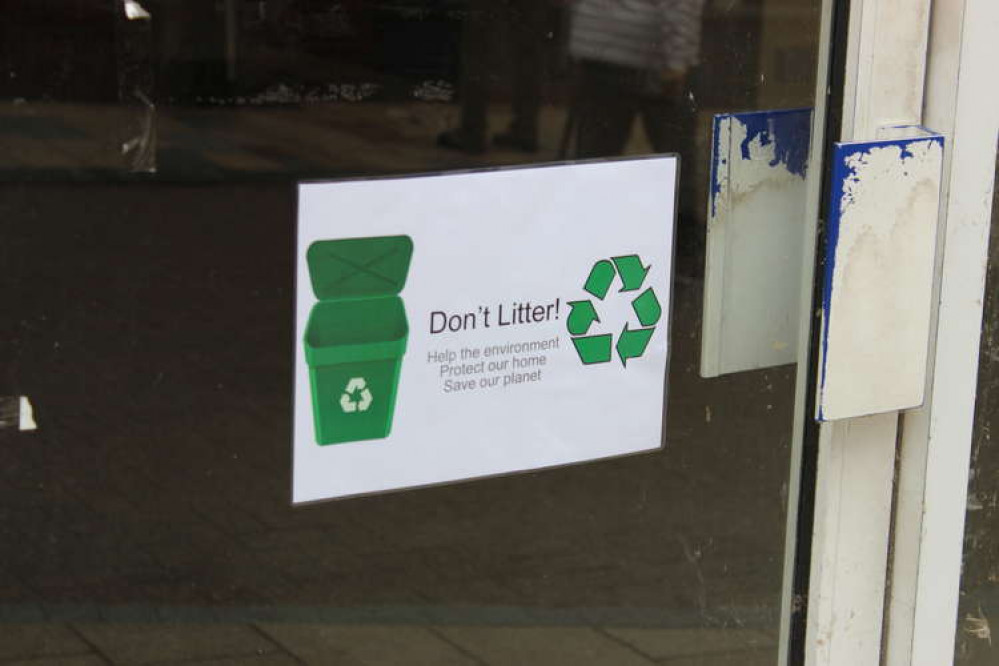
[
  {"x1": 701, "y1": 109, "x2": 812, "y2": 378},
  {"x1": 818, "y1": 132, "x2": 944, "y2": 421},
  {"x1": 842, "y1": 0, "x2": 932, "y2": 140},
  {"x1": 805, "y1": 413, "x2": 899, "y2": 666}
]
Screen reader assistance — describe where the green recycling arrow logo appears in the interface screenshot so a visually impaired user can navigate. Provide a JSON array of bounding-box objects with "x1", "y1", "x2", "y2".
[{"x1": 568, "y1": 255, "x2": 662, "y2": 366}]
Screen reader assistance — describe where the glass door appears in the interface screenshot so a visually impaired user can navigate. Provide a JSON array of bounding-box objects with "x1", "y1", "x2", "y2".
[{"x1": 0, "y1": 1, "x2": 842, "y2": 664}]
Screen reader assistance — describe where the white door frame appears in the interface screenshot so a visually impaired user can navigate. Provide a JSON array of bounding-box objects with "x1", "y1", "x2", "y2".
[
  {"x1": 795, "y1": 1, "x2": 999, "y2": 665},
  {"x1": 884, "y1": 1, "x2": 999, "y2": 665}
]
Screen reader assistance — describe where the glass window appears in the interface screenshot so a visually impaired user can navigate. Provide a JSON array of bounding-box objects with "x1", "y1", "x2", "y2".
[{"x1": 1, "y1": 1, "x2": 825, "y2": 663}]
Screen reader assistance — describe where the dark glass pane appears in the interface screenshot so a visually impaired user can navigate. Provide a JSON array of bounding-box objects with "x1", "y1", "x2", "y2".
[{"x1": 1, "y1": 1, "x2": 823, "y2": 663}]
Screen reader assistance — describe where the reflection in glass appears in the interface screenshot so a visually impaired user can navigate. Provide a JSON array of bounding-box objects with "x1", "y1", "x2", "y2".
[{"x1": 1, "y1": 1, "x2": 822, "y2": 664}]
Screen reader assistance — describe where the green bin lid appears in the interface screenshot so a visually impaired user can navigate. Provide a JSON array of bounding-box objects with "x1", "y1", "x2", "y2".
[{"x1": 307, "y1": 235, "x2": 413, "y2": 300}]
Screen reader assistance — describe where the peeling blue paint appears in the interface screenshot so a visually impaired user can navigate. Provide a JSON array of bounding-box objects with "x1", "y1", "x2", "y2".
[
  {"x1": 709, "y1": 114, "x2": 726, "y2": 218},
  {"x1": 738, "y1": 108, "x2": 812, "y2": 178},
  {"x1": 817, "y1": 131, "x2": 945, "y2": 420},
  {"x1": 818, "y1": 144, "x2": 851, "y2": 422},
  {"x1": 709, "y1": 108, "x2": 813, "y2": 219}
]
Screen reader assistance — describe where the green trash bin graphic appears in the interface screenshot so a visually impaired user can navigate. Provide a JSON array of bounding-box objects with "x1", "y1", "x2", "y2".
[{"x1": 303, "y1": 235, "x2": 414, "y2": 445}]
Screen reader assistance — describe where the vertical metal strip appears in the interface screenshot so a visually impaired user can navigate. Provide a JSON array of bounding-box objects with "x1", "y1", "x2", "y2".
[
  {"x1": 778, "y1": 0, "x2": 841, "y2": 662},
  {"x1": 885, "y1": 1, "x2": 999, "y2": 664},
  {"x1": 800, "y1": 0, "x2": 935, "y2": 664}
]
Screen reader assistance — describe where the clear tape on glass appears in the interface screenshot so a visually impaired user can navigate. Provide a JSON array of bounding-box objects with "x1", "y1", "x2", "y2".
[{"x1": 116, "y1": 0, "x2": 157, "y2": 173}]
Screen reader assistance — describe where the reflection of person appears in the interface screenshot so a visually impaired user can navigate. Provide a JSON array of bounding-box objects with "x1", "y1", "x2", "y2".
[
  {"x1": 568, "y1": 0, "x2": 705, "y2": 158},
  {"x1": 438, "y1": 0, "x2": 558, "y2": 154}
]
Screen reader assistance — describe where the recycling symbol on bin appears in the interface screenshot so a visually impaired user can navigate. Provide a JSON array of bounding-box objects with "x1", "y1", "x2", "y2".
[
  {"x1": 339, "y1": 377, "x2": 373, "y2": 413},
  {"x1": 567, "y1": 255, "x2": 662, "y2": 366}
]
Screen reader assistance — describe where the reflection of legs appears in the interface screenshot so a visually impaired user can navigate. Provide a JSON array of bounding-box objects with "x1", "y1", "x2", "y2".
[
  {"x1": 444, "y1": 0, "x2": 551, "y2": 153},
  {"x1": 641, "y1": 91, "x2": 697, "y2": 207},
  {"x1": 641, "y1": 90, "x2": 704, "y2": 275},
  {"x1": 640, "y1": 93, "x2": 691, "y2": 156},
  {"x1": 437, "y1": 0, "x2": 496, "y2": 153},
  {"x1": 501, "y1": 0, "x2": 546, "y2": 151},
  {"x1": 574, "y1": 62, "x2": 638, "y2": 159},
  {"x1": 457, "y1": 0, "x2": 492, "y2": 152}
]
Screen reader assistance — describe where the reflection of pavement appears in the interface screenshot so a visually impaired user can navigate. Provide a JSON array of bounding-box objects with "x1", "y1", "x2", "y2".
[
  {"x1": 0, "y1": 164, "x2": 791, "y2": 659},
  {"x1": 0, "y1": 101, "x2": 577, "y2": 177},
  {"x1": 1, "y1": 623, "x2": 775, "y2": 665},
  {"x1": 0, "y1": 99, "x2": 713, "y2": 187}
]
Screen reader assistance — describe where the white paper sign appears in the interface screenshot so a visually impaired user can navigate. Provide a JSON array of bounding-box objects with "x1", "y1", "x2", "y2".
[{"x1": 294, "y1": 157, "x2": 677, "y2": 503}]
